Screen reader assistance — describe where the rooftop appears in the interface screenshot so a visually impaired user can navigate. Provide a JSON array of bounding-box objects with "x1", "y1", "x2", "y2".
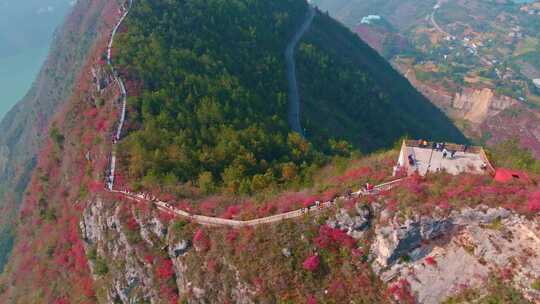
[{"x1": 398, "y1": 140, "x2": 494, "y2": 176}]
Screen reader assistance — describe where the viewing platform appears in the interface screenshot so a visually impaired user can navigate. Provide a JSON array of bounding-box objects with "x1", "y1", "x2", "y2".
[{"x1": 397, "y1": 140, "x2": 495, "y2": 176}]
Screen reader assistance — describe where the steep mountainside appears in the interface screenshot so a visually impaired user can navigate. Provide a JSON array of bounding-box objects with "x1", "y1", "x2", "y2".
[
  {"x1": 111, "y1": 0, "x2": 464, "y2": 196},
  {"x1": 313, "y1": 0, "x2": 540, "y2": 156},
  {"x1": 0, "y1": 0, "x2": 506, "y2": 303},
  {"x1": 0, "y1": 0, "x2": 121, "y2": 272},
  {"x1": 296, "y1": 11, "x2": 464, "y2": 151}
]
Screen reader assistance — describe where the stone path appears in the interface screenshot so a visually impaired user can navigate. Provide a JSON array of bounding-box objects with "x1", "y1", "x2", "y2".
[
  {"x1": 106, "y1": 0, "x2": 131, "y2": 190},
  {"x1": 111, "y1": 178, "x2": 404, "y2": 227},
  {"x1": 102, "y1": 1, "x2": 404, "y2": 228}
]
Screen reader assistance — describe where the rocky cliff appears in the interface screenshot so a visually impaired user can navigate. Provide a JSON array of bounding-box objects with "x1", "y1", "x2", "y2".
[
  {"x1": 397, "y1": 64, "x2": 518, "y2": 128},
  {"x1": 0, "y1": 0, "x2": 538, "y2": 303},
  {"x1": 0, "y1": 0, "x2": 119, "y2": 271},
  {"x1": 73, "y1": 192, "x2": 540, "y2": 303},
  {"x1": 371, "y1": 205, "x2": 540, "y2": 303}
]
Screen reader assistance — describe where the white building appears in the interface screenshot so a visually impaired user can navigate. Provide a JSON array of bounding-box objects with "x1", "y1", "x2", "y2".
[{"x1": 533, "y1": 79, "x2": 540, "y2": 90}]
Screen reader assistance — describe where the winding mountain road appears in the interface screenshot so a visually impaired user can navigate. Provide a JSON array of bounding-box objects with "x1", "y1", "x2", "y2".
[
  {"x1": 430, "y1": 0, "x2": 450, "y2": 37},
  {"x1": 285, "y1": 5, "x2": 315, "y2": 137}
]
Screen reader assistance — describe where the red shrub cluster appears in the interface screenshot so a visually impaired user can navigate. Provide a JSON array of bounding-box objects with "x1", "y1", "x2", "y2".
[
  {"x1": 424, "y1": 256, "x2": 437, "y2": 267},
  {"x1": 387, "y1": 279, "x2": 415, "y2": 304},
  {"x1": 83, "y1": 107, "x2": 98, "y2": 118},
  {"x1": 144, "y1": 254, "x2": 155, "y2": 265},
  {"x1": 302, "y1": 255, "x2": 320, "y2": 272},
  {"x1": 306, "y1": 295, "x2": 317, "y2": 304},
  {"x1": 314, "y1": 225, "x2": 356, "y2": 250},
  {"x1": 527, "y1": 190, "x2": 540, "y2": 213},
  {"x1": 193, "y1": 228, "x2": 211, "y2": 251},
  {"x1": 321, "y1": 189, "x2": 339, "y2": 202},
  {"x1": 206, "y1": 260, "x2": 219, "y2": 273},
  {"x1": 156, "y1": 258, "x2": 175, "y2": 280},
  {"x1": 335, "y1": 166, "x2": 371, "y2": 183},
  {"x1": 302, "y1": 195, "x2": 319, "y2": 208},
  {"x1": 199, "y1": 197, "x2": 221, "y2": 215},
  {"x1": 125, "y1": 216, "x2": 139, "y2": 231},
  {"x1": 500, "y1": 267, "x2": 514, "y2": 281},
  {"x1": 221, "y1": 205, "x2": 241, "y2": 219},
  {"x1": 225, "y1": 229, "x2": 239, "y2": 244},
  {"x1": 327, "y1": 278, "x2": 346, "y2": 299}
]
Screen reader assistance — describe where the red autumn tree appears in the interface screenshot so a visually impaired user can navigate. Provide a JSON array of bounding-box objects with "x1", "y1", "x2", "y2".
[
  {"x1": 303, "y1": 255, "x2": 320, "y2": 272},
  {"x1": 314, "y1": 225, "x2": 356, "y2": 250},
  {"x1": 193, "y1": 228, "x2": 210, "y2": 251}
]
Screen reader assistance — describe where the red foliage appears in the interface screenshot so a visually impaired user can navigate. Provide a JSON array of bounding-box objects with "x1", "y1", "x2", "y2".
[
  {"x1": 158, "y1": 211, "x2": 175, "y2": 225},
  {"x1": 500, "y1": 267, "x2": 514, "y2": 281},
  {"x1": 95, "y1": 118, "x2": 107, "y2": 132},
  {"x1": 387, "y1": 279, "x2": 415, "y2": 304},
  {"x1": 83, "y1": 107, "x2": 98, "y2": 118},
  {"x1": 156, "y1": 258, "x2": 175, "y2": 280},
  {"x1": 321, "y1": 189, "x2": 339, "y2": 202},
  {"x1": 302, "y1": 195, "x2": 319, "y2": 208},
  {"x1": 206, "y1": 260, "x2": 219, "y2": 273},
  {"x1": 199, "y1": 197, "x2": 221, "y2": 215},
  {"x1": 335, "y1": 166, "x2": 371, "y2": 183},
  {"x1": 126, "y1": 216, "x2": 139, "y2": 231},
  {"x1": 144, "y1": 254, "x2": 155, "y2": 265},
  {"x1": 313, "y1": 225, "x2": 356, "y2": 250},
  {"x1": 221, "y1": 205, "x2": 241, "y2": 219},
  {"x1": 88, "y1": 180, "x2": 104, "y2": 193},
  {"x1": 424, "y1": 256, "x2": 437, "y2": 266},
  {"x1": 527, "y1": 190, "x2": 540, "y2": 213},
  {"x1": 306, "y1": 295, "x2": 317, "y2": 304},
  {"x1": 251, "y1": 276, "x2": 266, "y2": 294},
  {"x1": 225, "y1": 229, "x2": 239, "y2": 244},
  {"x1": 193, "y1": 228, "x2": 210, "y2": 251},
  {"x1": 302, "y1": 255, "x2": 320, "y2": 272},
  {"x1": 54, "y1": 298, "x2": 69, "y2": 304}
]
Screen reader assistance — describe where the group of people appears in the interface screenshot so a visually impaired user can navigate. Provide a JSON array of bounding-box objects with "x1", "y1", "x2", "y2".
[
  {"x1": 420, "y1": 140, "x2": 459, "y2": 159},
  {"x1": 300, "y1": 200, "x2": 322, "y2": 214},
  {"x1": 437, "y1": 145, "x2": 457, "y2": 159}
]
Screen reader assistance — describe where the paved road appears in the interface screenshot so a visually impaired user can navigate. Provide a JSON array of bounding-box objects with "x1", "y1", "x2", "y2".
[
  {"x1": 430, "y1": 0, "x2": 450, "y2": 37},
  {"x1": 285, "y1": 5, "x2": 315, "y2": 137}
]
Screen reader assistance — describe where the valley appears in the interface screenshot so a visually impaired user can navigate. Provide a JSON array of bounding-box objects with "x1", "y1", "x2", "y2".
[
  {"x1": 314, "y1": 0, "x2": 540, "y2": 155},
  {"x1": 0, "y1": 0, "x2": 72, "y2": 119},
  {"x1": 0, "y1": 0, "x2": 538, "y2": 303}
]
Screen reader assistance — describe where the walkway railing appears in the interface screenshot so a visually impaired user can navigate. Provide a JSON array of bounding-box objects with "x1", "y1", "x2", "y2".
[{"x1": 111, "y1": 178, "x2": 406, "y2": 228}]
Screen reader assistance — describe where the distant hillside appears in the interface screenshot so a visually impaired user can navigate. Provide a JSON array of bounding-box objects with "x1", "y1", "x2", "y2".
[
  {"x1": 2, "y1": 1, "x2": 539, "y2": 304},
  {"x1": 313, "y1": 0, "x2": 540, "y2": 157},
  {"x1": 113, "y1": 0, "x2": 464, "y2": 195},
  {"x1": 0, "y1": 0, "x2": 116, "y2": 272},
  {"x1": 296, "y1": 10, "x2": 465, "y2": 151}
]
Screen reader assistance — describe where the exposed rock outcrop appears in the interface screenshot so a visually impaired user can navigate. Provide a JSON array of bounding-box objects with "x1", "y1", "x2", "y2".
[
  {"x1": 81, "y1": 199, "x2": 161, "y2": 303},
  {"x1": 371, "y1": 206, "x2": 540, "y2": 303},
  {"x1": 371, "y1": 216, "x2": 452, "y2": 269},
  {"x1": 327, "y1": 204, "x2": 372, "y2": 239}
]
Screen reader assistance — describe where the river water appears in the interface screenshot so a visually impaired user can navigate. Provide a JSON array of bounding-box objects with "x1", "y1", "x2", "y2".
[{"x1": 0, "y1": 0, "x2": 71, "y2": 120}]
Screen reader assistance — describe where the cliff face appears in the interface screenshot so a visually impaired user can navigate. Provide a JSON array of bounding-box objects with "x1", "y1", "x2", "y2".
[
  {"x1": 76, "y1": 196, "x2": 540, "y2": 303},
  {"x1": 0, "y1": 0, "x2": 119, "y2": 271},
  {"x1": 0, "y1": 0, "x2": 538, "y2": 303},
  {"x1": 397, "y1": 64, "x2": 518, "y2": 128}
]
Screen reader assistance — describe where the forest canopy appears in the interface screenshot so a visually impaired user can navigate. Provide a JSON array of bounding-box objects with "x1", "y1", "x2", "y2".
[{"x1": 114, "y1": 0, "x2": 464, "y2": 196}]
